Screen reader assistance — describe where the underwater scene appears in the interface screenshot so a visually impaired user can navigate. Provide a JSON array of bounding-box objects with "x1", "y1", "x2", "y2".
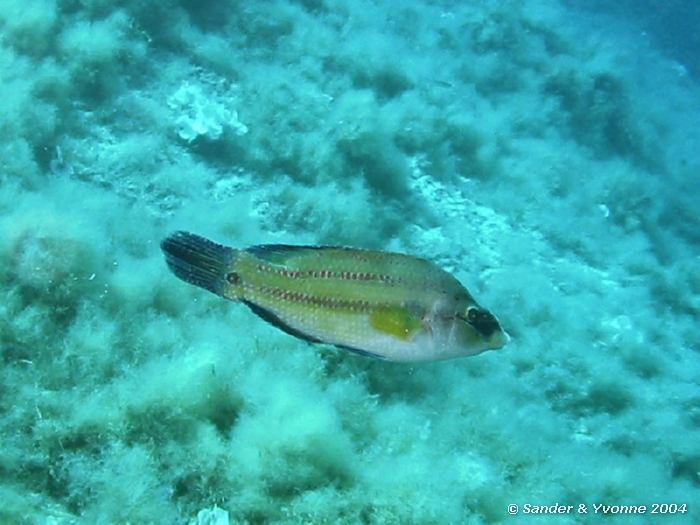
[{"x1": 0, "y1": 1, "x2": 698, "y2": 523}]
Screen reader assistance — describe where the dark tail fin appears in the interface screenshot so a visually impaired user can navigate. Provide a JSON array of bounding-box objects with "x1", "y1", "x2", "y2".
[{"x1": 160, "y1": 231, "x2": 236, "y2": 297}]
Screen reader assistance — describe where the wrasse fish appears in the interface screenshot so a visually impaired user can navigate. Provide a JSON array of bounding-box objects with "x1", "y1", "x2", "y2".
[{"x1": 160, "y1": 231, "x2": 509, "y2": 362}]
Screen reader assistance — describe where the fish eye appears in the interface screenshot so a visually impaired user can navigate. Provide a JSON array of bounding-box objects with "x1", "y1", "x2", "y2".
[{"x1": 464, "y1": 306, "x2": 499, "y2": 337}]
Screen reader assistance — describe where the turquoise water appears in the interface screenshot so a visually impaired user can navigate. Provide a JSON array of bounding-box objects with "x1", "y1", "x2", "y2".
[{"x1": 0, "y1": 1, "x2": 698, "y2": 524}]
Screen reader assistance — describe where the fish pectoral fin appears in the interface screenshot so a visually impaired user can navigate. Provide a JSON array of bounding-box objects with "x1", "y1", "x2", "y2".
[{"x1": 369, "y1": 305, "x2": 423, "y2": 341}]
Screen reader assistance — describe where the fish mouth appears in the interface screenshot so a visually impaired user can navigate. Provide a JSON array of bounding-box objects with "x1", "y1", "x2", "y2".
[{"x1": 488, "y1": 329, "x2": 510, "y2": 350}]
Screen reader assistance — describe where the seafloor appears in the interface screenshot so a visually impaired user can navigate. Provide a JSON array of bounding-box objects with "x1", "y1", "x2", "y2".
[{"x1": 0, "y1": 1, "x2": 698, "y2": 524}]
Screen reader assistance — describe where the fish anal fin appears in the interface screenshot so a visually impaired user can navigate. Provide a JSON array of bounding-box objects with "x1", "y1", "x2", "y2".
[
  {"x1": 243, "y1": 300, "x2": 385, "y2": 359},
  {"x1": 242, "y1": 300, "x2": 324, "y2": 345}
]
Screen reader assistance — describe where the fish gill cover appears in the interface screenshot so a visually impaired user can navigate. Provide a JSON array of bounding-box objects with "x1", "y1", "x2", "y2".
[{"x1": 0, "y1": 0, "x2": 698, "y2": 524}]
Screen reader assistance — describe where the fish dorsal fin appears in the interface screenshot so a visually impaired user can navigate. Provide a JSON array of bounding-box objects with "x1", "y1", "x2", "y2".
[
  {"x1": 246, "y1": 244, "x2": 323, "y2": 265},
  {"x1": 369, "y1": 305, "x2": 423, "y2": 341}
]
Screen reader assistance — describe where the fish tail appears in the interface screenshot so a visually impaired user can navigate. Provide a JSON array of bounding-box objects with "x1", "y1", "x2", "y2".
[{"x1": 160, "y1": 231, "x2": 238, "y2": 298}]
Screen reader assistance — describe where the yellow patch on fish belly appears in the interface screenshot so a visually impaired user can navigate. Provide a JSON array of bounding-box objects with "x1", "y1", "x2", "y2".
[{"x1": 369, "y1": 306, "x2": 423, "y2": 341}]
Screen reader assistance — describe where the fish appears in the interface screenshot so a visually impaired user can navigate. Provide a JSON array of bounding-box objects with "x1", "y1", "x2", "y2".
[{"x1": 160, "y1": 231, "x2": 509, "y2": 362}]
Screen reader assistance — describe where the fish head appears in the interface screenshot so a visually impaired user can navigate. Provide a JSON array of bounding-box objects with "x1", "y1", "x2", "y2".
[{"x1": 446, "y1": 304, "x2": 510, "y2": 357}]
